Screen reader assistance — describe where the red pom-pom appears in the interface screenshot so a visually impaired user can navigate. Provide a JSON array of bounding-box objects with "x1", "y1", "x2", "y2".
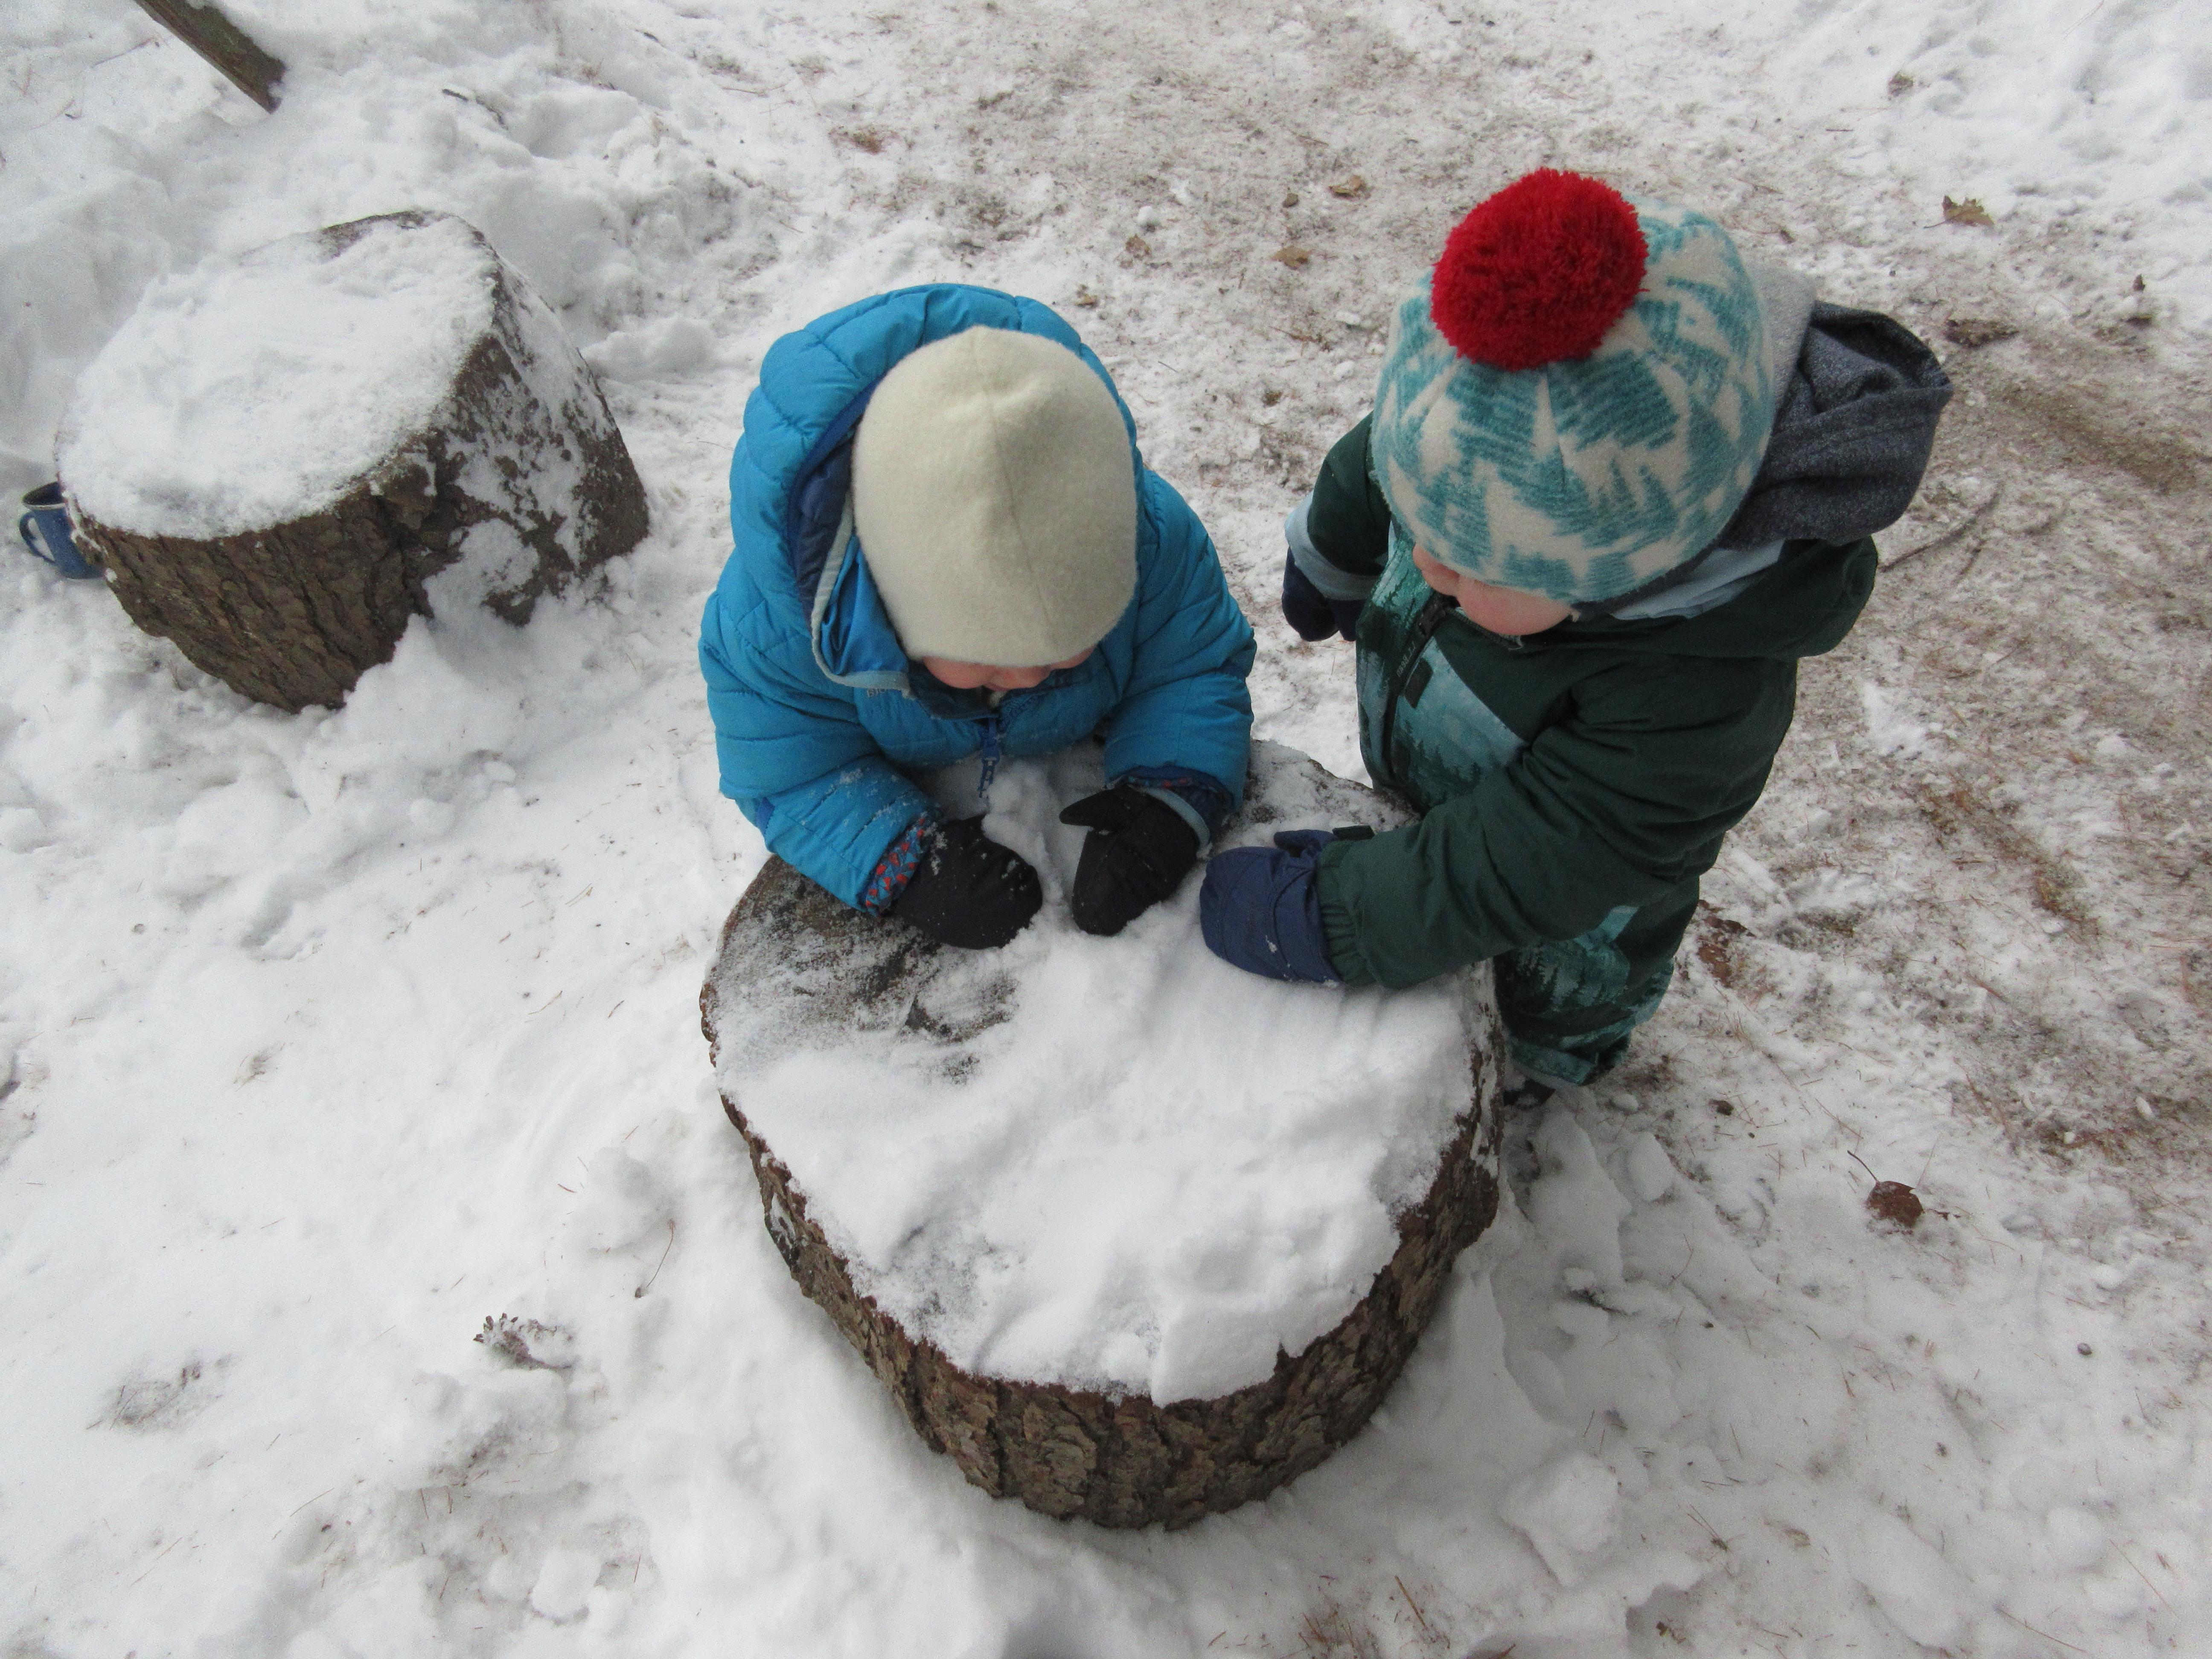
[{"x1": 1429, "y1": 170, "x2": 1647, "y2": 370}]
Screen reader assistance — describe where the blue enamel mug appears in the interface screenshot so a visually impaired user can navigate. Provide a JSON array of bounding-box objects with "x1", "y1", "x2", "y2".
[{"x1": 19, "y1": 483, "x2": 101, "y2": 580}]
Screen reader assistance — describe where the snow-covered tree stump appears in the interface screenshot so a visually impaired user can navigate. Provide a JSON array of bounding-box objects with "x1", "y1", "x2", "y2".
[
  {"x1": 700, "y1": 742, "x2": 1503, "y2": 1528},
  {"x1": 55, "y1": 210, "x2": 647, "y2": 712}
]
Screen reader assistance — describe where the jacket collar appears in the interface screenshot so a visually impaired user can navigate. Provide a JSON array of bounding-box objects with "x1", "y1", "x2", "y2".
[{"x1": 807, "y1": 493, "x2": 912, "y2": 694}]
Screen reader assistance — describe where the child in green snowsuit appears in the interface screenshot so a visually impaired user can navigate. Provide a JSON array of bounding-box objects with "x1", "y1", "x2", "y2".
[{"x1": 1199, "y1": 169, "x2": 1949, "y2": 1086}]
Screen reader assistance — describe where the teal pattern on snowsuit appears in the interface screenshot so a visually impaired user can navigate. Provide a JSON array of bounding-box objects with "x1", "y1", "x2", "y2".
[
  {"x1": 1296, "y1": 416, "x2": 1881, "y2": 1085},
  {"x1": 1355, "y1": 526, "x2": 1698, "y2": 1083}
]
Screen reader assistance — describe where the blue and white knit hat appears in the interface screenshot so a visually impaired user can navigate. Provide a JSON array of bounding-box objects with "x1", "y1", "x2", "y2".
[{"x1": 1371, "y1": 170, "x2": 1777, "y2": 607}]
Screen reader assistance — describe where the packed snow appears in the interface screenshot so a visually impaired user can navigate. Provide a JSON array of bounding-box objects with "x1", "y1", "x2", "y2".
[
  {"x1": 711, "y1": 746, "x2": 1477, "y2": 1404},
  {"x1": 56, "y1": 214, "x2": 498, "y2": 539},
  {"x1": 4, "y1": 0, "x2": 2211, "y2": 1655}
]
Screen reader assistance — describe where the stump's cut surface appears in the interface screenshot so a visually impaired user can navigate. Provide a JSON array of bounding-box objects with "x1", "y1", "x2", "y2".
[
  {"x1": 700, "y1": 744, "x2": 1503, "y2": 1528},
  {"x1": 57, "y1": 210, "x2": 647, "y2": 711}
]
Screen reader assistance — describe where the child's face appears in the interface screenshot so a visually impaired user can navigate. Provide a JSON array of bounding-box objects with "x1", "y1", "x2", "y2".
[
  {"x1": 918, "y1": 647, "x2": 1094, "y2": 692},
  {"x1": 1410, "y1": 546, "x2": 1573, "y2": 636}
]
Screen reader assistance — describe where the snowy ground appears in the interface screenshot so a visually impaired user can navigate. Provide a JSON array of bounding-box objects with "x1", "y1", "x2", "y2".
[{"x1": 4, "y1": 0, "x2": 2211, "y2": 1655}]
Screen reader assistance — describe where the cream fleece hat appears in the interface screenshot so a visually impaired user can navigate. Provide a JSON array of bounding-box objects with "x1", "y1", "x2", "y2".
[{"x1": 852, "y1": 327, "x2": 1138, "y2": 667}]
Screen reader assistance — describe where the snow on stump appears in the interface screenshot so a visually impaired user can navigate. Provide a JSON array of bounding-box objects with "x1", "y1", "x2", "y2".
[
  {"x1": 55, "y1": 210, "x2": 647, "y2": 712},
  {"x1": 699, "y1": 742, "x2": 1503, "y2": 1528}
]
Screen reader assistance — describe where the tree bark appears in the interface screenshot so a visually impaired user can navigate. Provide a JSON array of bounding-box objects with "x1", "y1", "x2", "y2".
[
  {"x1": 64, "y1": 212, "x2": 648, "y2": 713},
  {"x1": 700, "y1": 745, "x2": 1503, "y2": 1528}
]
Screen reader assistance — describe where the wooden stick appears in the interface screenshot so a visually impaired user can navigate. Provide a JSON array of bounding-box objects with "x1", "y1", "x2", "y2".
[{"x1": 134, "y1": 0, "x2": 285, "y2": 112}]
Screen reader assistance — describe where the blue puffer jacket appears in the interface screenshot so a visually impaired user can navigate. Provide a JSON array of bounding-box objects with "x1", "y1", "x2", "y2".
[{"x1": 700, "y1": 284, "x2": 1257, "y2": 908}]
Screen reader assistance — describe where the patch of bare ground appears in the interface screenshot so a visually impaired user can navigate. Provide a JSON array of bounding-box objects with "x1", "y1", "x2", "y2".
[{"x1": 1753, "y1": 319, "x2": 2212, "y2": 1204}]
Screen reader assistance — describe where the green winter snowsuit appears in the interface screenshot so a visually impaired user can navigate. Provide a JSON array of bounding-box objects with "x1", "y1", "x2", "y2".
[{"x1": 1303, "y1": 415, "x2": 1878, "y2": 1083}]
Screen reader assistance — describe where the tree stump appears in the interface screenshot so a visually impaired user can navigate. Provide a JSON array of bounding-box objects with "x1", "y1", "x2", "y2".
[
  {"x1": 56, "y1": 211, "x2": 648, "y2": 712},
  {"x1": 699, "y1": 742, "x2": 1503, "y2": 1528}
]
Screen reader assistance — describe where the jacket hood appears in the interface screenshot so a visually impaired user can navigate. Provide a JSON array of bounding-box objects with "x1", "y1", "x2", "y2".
[
  {"x1": 1576, "y1": 299, "x2": 1949, "y2": 620},
  {"x1": 1718, "y1": 302, "x2": 1952, "y2": 549},
  {"x1": 1547, "y1": 294, "x2": 1941, "y2": 657},
  {"x1": 725, "y1": 285, "x2": 1141, "y2": 695}
]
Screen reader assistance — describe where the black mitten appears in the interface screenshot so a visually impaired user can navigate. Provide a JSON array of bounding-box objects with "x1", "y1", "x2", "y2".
[
  {"x1": 1058, "y1": 785, "x2": 1201, "y2": 937},
  {"x1": 887, "y1": 816, "x2": 1042, "y2": 949}
]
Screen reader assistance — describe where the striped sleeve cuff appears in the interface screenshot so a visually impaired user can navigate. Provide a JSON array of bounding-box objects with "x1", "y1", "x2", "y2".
[
  {"x1": 1286, "y1": 494, "x2": 1379, "y2": 604},
  {"x1": 857, "y1": 809, "x2": 937, "y2": 915}
]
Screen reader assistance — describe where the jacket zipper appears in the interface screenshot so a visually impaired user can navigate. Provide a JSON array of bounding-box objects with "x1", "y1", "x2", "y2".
[
  {"x1": 976, "y1": 714, "x2": 1003, "y2": 805},
  {"x1": 1376, "y1": 593, "x2": 1455, "y2": 792}
]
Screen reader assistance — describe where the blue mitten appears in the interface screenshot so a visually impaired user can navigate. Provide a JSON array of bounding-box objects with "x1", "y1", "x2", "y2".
[{"x1": 1199, "y1": 830, "x2": 1342, "y2": 984}]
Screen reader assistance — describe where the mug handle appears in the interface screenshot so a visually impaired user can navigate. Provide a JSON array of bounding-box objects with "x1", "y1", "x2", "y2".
[{"x1": 18, "y1": 512, "x2": 54, "y2": 566}]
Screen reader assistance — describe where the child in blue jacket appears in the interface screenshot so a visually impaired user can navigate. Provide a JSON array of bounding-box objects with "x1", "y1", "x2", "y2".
[{"x1": 699, "y1": 285, "x2": 1256, "y2": 949}]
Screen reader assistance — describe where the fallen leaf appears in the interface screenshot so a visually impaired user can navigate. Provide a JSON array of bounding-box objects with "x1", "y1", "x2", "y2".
[
  {"x1": 1072, "y1": 284, "x2": 1101, "y2": 309},
  {"x1": 1943, "y1": 316, "x2": 2017, "y2": 348},
  {"x1": 1694, "y1": 906, "x2": 1748, "y2": 986},
  {"x1": 1123, "y1": 234, "x2": 1152, "y2": 259},
  {"x1": 1867, "y1": 1180, "x2": 1924, "y2": 1230},
  {"x1": 1942, "y1": 195, "x2": 1994, "y2": 228},
  {"x1": 1887, "y1": 71, "x2": 1914, "y2": 97},
  {"x1": 1328, "y1": 175, "x2": 1368, "y2": 199},
  {"x1": 1273, "y1": 244, "x2": 1312, "y2": 268},
  {"x1": 1282, "y1": 189, "x2": 1300, "y2": 208},
  {"x1": 2182, "y1": 946, "x2": 2212, "y2": 1013}
]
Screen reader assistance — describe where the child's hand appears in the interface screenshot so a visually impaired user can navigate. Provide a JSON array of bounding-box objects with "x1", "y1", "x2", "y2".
[
  {"x1": 1197, "y1": 831, "x2": 1343, "y2": 984},
  {"x1": 887, "y1": 816, "x2": 1042, "y2": 949},
  {"x1": 1058, "y1": 786, "x2": 1200, "y2": 936},
  {"x1": 1281, "y1": 552, "x2": 1362, "y2": 643}
]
